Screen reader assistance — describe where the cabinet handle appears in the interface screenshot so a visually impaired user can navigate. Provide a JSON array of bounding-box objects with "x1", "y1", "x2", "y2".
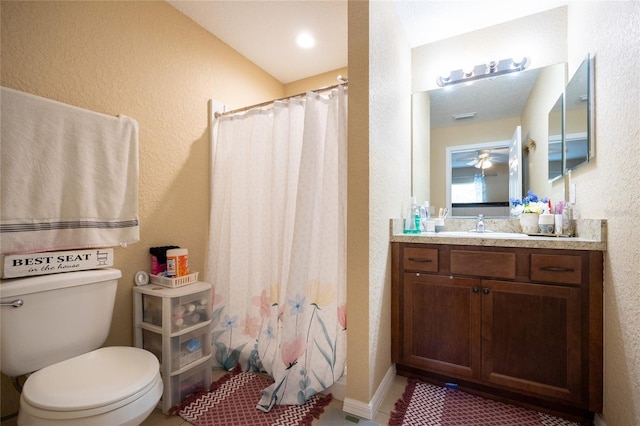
[
  {"x1": 539, "y1": 266, "x2": 575, "y2": 273},
  {"x1": 472, "y1": 287, "x2": 479, "y2": 293},
  {"x1": 482, "y1": 288, "x2": 490, "y2": 295},
  {"x1": 408, "y1": 257, "x2": 433, "y2": 263}
]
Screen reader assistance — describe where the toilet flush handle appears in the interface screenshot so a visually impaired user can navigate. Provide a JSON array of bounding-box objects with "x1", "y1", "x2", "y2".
[{"x1": 0, "y1": 299, "x2": 23, "y2": 308}]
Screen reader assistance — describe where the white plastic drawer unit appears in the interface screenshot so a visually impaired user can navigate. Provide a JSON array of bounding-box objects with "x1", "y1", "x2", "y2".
[
  {"x1": 140, "y1": 283, "x2": 211, "y2": 333},
  {"x1": 133, "y1": 281, "x2": 214, "y2": 413}
]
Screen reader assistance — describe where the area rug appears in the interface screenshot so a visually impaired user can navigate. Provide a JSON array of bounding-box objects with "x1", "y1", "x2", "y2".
[
  {"x1": 171, "y1": 366, "x2": 332, "y2": 426},
  {"x1": 389, "y1": 379, "x2": 580, "y2": 426}
]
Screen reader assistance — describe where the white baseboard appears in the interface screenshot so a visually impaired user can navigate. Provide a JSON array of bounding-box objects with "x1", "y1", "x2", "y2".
[
  {"x1": 594, "y1": 413, "x2": 606, "y2": 426},
  {"x1": 341, "y1": 364, "x2": 396, "y2": 420}
]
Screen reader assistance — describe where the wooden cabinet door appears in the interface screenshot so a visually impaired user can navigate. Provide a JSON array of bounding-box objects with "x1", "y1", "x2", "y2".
[
  {"x1": 402, "y1": 273, "x2": 481, "y2": 379},
  {"x1": 481, "y1": 280, "x2": 582, "y2": 404}
]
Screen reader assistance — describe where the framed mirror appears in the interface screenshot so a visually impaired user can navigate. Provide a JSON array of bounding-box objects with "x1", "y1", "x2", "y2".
[
  {"x1": 564, "y1": 54, "x2": 594, "y2": 172},
  {"x1": 414, "y1": 62, "x2": 567, "y2": 217},
  {"x1": 548, "y1": 93, "x2": 564, "y2": 181}
]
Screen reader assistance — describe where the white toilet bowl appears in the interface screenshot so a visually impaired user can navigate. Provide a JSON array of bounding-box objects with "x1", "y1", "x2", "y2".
[{"x1": 17, "y1": 347, "x2": 162, "y2": 426}]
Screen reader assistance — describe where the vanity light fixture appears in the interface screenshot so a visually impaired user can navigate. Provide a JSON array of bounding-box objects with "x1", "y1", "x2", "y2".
[{"x1": 436, "y1": 56, "x2": 530, "y2": 87}]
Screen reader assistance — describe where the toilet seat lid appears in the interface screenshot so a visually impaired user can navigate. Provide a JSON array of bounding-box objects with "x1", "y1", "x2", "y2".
[{"x1": 23, "y1": 346, "x2": 159, "y2": 411}]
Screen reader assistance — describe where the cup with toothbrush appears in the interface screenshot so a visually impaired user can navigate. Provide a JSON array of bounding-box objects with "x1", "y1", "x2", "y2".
[{"x1": 435, "y1": 207, "x2": 448, "y2": 232}]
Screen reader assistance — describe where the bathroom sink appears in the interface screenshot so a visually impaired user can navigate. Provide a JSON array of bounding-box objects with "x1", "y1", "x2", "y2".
[{"x1": 431, "y1": 231, "x2": 529, "y2": 239}]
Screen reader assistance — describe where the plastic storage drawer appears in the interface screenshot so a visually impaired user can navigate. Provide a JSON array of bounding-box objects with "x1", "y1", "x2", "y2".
[
  {"x1": 141, "y1": 329, "x2": 163, "y2": 364},
  {"x1": 170, "y1": 362, "x2": 212, "y2": 405},
  {"x1": 142, "y1": 288, "x2": 210, "y2": 332},
  {"x1": 142, "y1": 327, "x2": 211, "y2": 371}
]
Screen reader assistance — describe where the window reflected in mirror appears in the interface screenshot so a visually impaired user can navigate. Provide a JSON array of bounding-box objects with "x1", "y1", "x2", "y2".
[{"x1": 447, "y1": 143, "x2": 511, "y2": 217}]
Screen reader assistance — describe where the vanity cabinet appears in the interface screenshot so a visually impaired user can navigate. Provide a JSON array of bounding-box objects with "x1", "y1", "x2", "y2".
[{"x1": 392, "y1": 243, "x2": 603, "y2": 417}]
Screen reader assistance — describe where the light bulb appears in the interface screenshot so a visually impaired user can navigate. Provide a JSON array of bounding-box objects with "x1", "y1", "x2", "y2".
[{"x1": 296, "y1": 32, "x2": 315, "y2": 49}]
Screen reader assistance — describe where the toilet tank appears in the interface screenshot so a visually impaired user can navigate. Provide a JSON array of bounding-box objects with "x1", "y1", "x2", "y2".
[{"x1": 0, "y1": 268, "x2": 121, "y2": 377}]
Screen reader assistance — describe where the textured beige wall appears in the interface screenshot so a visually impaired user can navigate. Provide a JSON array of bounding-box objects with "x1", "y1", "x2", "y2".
[
  {"x1": 346, "y1": 0, "x2": 371, "y2": 404},
  {"x1": 566, "y1": 2, "x2": 640, "y2": 425},
  {"x1": 0, "y1": 0, "x2": 339, "y2": 416},
  {"x1": 346, "y1": 0, "x2": 412, "y2": 410},
  {"x1": 0, "y1": 0, "x2": 283, "y2": 350},
  {"x1": 368, "y1": 0, "x2": 412, "y2": 403}
]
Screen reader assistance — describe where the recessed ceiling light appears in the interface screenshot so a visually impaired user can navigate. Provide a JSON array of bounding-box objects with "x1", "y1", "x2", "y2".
[{"x1": 296, "y1": 32, "x2": 315, "y2": 49}]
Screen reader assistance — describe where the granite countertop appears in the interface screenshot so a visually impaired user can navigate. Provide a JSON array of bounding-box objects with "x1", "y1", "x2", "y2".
[{"x1": 390, "y1": 218, "x2": 607, "y2": 251}]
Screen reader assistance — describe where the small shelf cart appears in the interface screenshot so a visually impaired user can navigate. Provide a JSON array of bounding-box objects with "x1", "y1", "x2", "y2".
[{"x1": 133, "y1": 281, "x2": 213, "y2": 413}]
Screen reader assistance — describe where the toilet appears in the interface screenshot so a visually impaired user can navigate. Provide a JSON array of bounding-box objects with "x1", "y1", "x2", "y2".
[{"x1": 0, "y1": 269, "x2": 162, "y2": 425}]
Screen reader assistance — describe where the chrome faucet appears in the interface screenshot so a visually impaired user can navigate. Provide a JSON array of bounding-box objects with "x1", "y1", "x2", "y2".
[{"x1": 476, "y1": 214, "x2": 485, "y2": 233}]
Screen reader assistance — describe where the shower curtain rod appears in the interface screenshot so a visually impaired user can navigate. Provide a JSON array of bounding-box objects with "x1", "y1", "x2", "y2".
[{"x1": 214, "y1": 81, "x2": 348, "y2": 118}]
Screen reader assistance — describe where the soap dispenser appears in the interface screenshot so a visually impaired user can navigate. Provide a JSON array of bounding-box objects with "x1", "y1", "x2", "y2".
[{"x1": 403, "y1": 196, "x2": 422, "y2": 234}]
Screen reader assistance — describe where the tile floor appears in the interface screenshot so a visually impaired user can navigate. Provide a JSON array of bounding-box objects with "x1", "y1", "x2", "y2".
[{"x1": 141, "y1": 372, "x2": 408, "y2": 426}]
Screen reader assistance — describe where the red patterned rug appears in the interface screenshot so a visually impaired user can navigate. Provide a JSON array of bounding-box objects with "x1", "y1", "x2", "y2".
[
  {"x1": 171, "y1": 367, "x2": 332, "y2": 426},
  {"x1": 390, "y1": 379, "x2": 580, "y2": 426}
]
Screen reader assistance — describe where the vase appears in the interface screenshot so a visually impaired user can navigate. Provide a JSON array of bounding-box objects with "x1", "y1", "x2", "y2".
[{"x1": 519, "y1": 213, "x2": 539, "y2": 234}]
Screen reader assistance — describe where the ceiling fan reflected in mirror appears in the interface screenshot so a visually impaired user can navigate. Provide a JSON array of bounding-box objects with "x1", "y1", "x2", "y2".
[{"x1": 464, "y1": 150, "x2": 496, "y2": 169}]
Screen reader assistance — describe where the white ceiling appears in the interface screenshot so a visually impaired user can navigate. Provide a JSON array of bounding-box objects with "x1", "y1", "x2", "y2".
[
  {"x1": 166, "y1": 0, "x2": 348, "y2": 84},
  {"x1": 166, "y1": 0, "x2": 568, "y2": 84}
]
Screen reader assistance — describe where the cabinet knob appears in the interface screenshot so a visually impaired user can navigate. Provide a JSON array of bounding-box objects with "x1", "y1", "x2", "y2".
[
  {"x1": 483, "y1": 288, "x2": 490, "y2": 295},
  {"x1": 473, "y1": 287, "x2": 480, "y2": 293}
]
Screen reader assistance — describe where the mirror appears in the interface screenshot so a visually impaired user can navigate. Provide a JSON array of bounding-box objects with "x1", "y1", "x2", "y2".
[
  {"x1": 548, "y1": 93, "x2": 564, "y2": 181},
  {"x1": 415, "y1": 62, "x2": 566, "y2": 217},
  {"x1": 564, "y1": 55, "x2": 593, "y2": 172}
]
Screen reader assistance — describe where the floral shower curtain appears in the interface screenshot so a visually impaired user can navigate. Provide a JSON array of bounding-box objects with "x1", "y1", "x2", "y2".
[{"x1": 206, "y1": 86, "x2": 347, "y2": 411}]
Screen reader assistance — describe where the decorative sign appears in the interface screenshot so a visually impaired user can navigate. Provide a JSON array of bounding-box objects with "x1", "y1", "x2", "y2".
[{"x1": 2, "y1": 248, "x2": 114, "y2": 278}]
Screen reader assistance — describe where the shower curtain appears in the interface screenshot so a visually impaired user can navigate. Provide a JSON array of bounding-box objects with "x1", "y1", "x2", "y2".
[{"x1": 207, "y1": 86, "x2": 347, "y2": 411}]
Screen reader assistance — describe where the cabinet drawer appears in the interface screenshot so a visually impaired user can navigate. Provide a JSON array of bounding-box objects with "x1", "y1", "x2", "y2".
[
  {"x1": 403, "y1": 247, "x2": 438, "y2": 272},
  {"x1": 530, "y1": 254, "x2": 582, "y2": 285},
  {"x1": 451, "y1": 250, "x2": 515, "y2": 279}
]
